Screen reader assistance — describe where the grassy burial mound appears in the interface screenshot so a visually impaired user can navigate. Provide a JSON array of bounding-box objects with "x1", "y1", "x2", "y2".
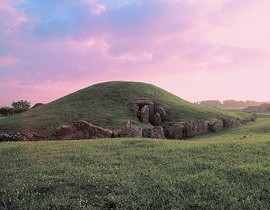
[{"x1": 0, "y1": 81, "x2": 251, "y2": 140}]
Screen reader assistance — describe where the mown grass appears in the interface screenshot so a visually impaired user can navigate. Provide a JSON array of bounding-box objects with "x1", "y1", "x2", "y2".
[
  {"x1": 1, "y1": 116, "x2": 270, "y2": 209},
  {"x1": 0, "y1": 81, "x2": 247, "y2": 135}
]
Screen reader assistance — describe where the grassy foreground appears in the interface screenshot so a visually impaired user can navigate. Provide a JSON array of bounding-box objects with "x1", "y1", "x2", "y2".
[{"x1": 1, "y1": 117, "x2": 270, "y2": 209}]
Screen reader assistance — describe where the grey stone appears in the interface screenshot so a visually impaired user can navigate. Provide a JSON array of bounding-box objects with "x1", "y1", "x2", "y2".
[
  {"x1": 222, "y1": 118, "x2": 241, "y2": 128},
  {"x1": 164, "y1": 123, "x2": 184, "y2": 139},
  {"x1": 208, "y1": 119, "x2": 224, "y2": 132},
  {"x1": 155, "y1": 105, "x2": 167, "y2": 120},
  {"x1": 53, "y1": 120, "x2": 112, "y2": 140},
  {"x1": 0, "y1": 132, "x2": 44, "y2": 141},
  {"x1": 131, "y1": 98, "x2": 155, "y2": 121},
  {"x1": 143, "y1": 126, "x2": 165, "y2": 139},
  {"x1": 140, "y1": 105, "x2": 150, "y2": 123},
  {"x1": 153, "y1": 112, "x2": 162, "y2": 126},
  {"x1": 118, "y1": 120, "x2": 142, "y2": 138}
]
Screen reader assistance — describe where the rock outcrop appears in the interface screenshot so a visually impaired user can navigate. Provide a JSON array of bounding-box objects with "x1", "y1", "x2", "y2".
[{"x1": 53, "y1": 120, "x2": 112, "y2": 140}]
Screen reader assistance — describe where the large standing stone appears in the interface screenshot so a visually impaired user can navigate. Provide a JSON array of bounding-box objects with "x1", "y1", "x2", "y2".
[
  {"x1": 140, "y1": 105, "x2": 150, "y2": 123},
  {"x1": 155, "y1": 105, "x2": 167, "y2": 120},
  {"x1": 118, "y1": 121, "x2": 142, "y2": 138},
  {"x1": 153, "y1": 113, "x2": 162, "y2": 126}
]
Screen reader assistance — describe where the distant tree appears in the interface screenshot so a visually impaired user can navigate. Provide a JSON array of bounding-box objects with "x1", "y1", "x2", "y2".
[
  {"x1": 12, "y1": 100, "x2": 31, "y2": 113},
  {"x1": 0, "y1": 106, "x2": 14, "y2": 116}
]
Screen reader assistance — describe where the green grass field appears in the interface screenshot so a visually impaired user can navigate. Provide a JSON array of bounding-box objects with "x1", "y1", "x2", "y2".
[{"x1": 1, "y1": 116, "x2": 270, "y2": 209}]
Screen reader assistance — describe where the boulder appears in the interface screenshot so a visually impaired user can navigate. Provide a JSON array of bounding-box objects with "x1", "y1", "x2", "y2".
[
  {"x1": 143, "y1": 126, "x2": 165, "y2": 139},
  {"x1": 164, "y1": 123, "x2": 184, "y2": 139},
  {"x1": 72, "y1": 120, "x2": 113, "y2": 138},
  {"x1": 118, "y1": 121, "x2": 142, "y2": 138},
  {"x1": 53, "y1": 125, "x2": 79, "y2": 140},
  {"x1": 153, "y1": 113, "x2": 162, "y2": 126},
  {"x1": 53, "y1": 120, "x2": 112, "y2": 140},
  {"x1": 208, "y1": 119, "x2": 223, "y2": 132},
  {"x1": 140, "y1": 105, "x2": 150, "y2": 123}
]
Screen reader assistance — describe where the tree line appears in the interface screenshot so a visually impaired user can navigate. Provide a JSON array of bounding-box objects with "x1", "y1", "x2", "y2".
[{"x1": 0, "y1": 100, "x2": 31, "y2": 116}]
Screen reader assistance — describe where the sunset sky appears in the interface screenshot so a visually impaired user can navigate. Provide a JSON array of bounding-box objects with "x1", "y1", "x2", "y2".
[{"x1": 1, "y1": 0, "x2": 270, "y2": 106}]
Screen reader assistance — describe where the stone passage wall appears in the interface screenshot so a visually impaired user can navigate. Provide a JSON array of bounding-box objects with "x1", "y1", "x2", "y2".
[
  {"x1": 164, "y1": 118, "x2": 243, "y2": 140},
  {"x1": 130, "y1": 98, "x2": 257, "y2": 140}
]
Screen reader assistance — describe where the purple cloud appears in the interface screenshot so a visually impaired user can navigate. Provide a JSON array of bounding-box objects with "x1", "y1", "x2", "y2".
[{"x1": 1, "y1": 0, "x2": 270, "y2": 106}]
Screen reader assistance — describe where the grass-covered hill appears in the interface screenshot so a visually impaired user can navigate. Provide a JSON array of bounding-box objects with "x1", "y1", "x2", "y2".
[{"x1": 0, "y1": 81, "x2": 246, "y2": 135}]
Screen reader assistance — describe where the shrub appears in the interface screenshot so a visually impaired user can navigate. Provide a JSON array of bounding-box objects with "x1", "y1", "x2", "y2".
[
  {"x1": 12, "y1": 100, "x2": 31, "y2": 113},
  {"x1": 0, "y1": 106, "x2": 14, "y2": 116}
]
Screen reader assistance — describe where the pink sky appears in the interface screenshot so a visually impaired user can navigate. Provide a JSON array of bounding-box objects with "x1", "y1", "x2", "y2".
[{"x1": 0, "y1": 0, "x2": 270, "y2": 106}]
